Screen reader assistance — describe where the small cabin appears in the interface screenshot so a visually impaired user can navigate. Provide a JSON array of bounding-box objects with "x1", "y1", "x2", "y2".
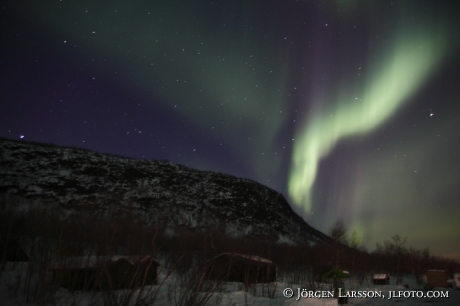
[
  {"x1": 372, "y1": 274, "x2": 390, "y2": 285},
  {"x1": 425, "y1": 270, "x2": 448, "y2": 289},
  {"x1": 50, "y1": 255, "x2": 159, "y2": 291},
  {"x1": 206, "y1": 253, "x2": 276, "y2": 284}
]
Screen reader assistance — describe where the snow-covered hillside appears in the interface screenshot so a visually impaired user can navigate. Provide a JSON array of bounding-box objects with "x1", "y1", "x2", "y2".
[{"x1": 0, "y1": 138, "x2": 331, "y2": 245}]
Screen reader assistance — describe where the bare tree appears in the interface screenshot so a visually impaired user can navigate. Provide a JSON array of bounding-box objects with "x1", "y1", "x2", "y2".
[
  {"x1": 391, "y1": 234, "x2": 407, "y2": 284},
  {"x1": 329, "y1": 220, "x2": 348, "y2": 245},
  {"x1": 329, "y1": 220, "x2": 348, "y2": 268}
]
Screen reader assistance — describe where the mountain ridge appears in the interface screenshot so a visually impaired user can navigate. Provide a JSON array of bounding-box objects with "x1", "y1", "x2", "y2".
[{"x1": 0, "y1": 138, "x2": 332, "y2": 245}]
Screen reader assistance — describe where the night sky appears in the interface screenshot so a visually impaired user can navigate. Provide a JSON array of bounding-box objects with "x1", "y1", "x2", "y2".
[{"x1": 2, "y1": 1, "x2": 460, "y2": 260}]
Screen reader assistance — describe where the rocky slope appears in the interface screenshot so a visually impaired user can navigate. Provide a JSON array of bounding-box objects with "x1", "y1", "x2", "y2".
[{"x1": 0, "y1": 138, "x2": 332, "y2": 245}]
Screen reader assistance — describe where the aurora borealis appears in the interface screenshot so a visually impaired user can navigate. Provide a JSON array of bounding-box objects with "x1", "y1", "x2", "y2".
[
  {"x1": 1, "y1": 1, "x2": 460, "y2": 260},
  {"x1": 289, "y1": 22, "x2": 451, "y2": 213}
]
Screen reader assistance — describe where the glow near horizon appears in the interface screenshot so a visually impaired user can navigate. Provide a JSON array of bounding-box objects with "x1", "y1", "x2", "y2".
[{"x1": 288, "y1": 26, "x2": 449, "y2": 214}]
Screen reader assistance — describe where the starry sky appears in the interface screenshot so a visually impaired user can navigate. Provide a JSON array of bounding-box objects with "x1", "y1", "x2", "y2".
[{"x1": 1, "y1": 0, "x2": 460, "y2": 260}]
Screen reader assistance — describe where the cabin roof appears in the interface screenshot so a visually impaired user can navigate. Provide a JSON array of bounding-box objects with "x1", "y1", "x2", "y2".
[
  {"x1": 51, "y1": 255, "x2": 159, "y2": 269},
  {"x1": 213, "y1": 253, "x2": 273, "y2": 265}
]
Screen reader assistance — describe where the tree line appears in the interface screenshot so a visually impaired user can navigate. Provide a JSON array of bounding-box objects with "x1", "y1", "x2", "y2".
[{"x1": 1, "y1": 198, "x2": 459, "y2": 305}]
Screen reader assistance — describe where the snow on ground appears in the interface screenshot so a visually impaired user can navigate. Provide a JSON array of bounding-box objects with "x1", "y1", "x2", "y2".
[{"x1": 1, "y1": 261, "x2": 459, "y2": 305}]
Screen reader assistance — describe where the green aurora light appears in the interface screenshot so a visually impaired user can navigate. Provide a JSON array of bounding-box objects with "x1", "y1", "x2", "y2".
[
  {"x1": 288, "y1": 24, "x2": 451, "y2": 214},
  {"x1": 27, "y1": 0, "x2": 290, "y2": 181},
  {"x1": 11, "y1": 0, "x2": 459, "y2": 258}
]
